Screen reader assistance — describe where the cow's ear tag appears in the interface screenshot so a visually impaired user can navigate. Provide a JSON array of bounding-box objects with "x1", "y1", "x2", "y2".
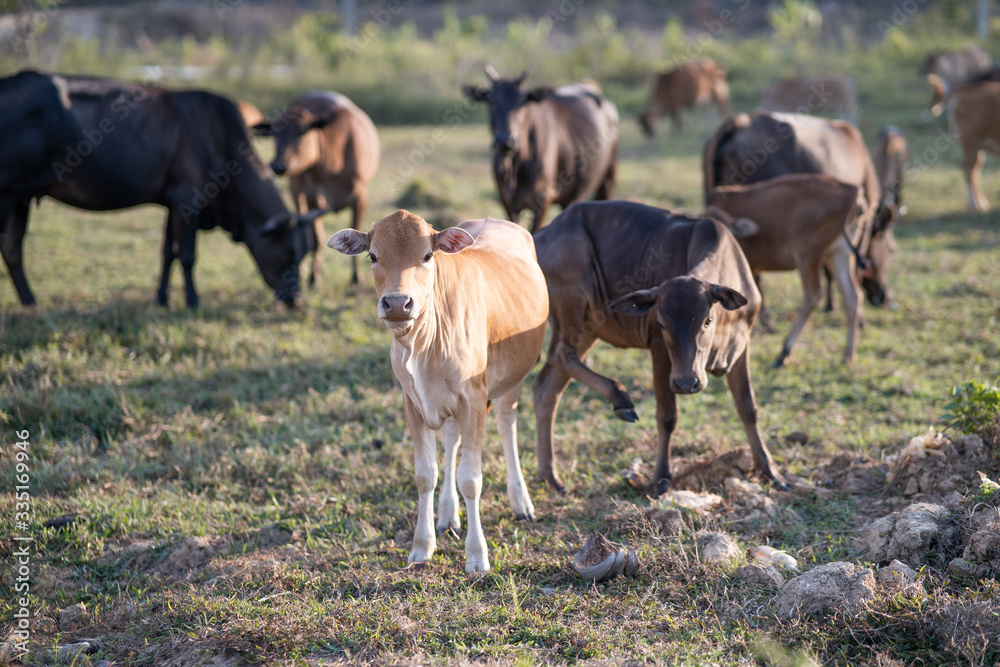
[{"x1": 434, "y1": 228, "x2": 475, "y2": 254}]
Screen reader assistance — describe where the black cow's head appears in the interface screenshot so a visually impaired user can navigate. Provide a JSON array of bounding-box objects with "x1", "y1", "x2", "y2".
[
  {"x1": 609, "y1": 276, "x2": 748, "y2": 394},
  {"x1": 462, "y1": 66, "x2": 552, "y2": 155},
  {"x1": 253, "y1": 106, "x2": 334, "y2": 177},
  {"x1": 252, "y1": 210, "x2": 322, "y2": 306}
]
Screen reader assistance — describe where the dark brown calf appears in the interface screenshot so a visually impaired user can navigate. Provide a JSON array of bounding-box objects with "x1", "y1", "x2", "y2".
[{"x1": 532, "y1": 201, "x2": 785, "y2": 497}]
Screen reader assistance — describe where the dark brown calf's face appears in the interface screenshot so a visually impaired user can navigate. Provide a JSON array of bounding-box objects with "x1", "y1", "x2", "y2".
[
  {"x1": 862, "y1": 226, "x2": 896, "y2": 307},
  {"x1": 463, "y1": 70, "x2": 549, "y2": 155},
  {"x1": 256, "y1": 107, "x2": 329, "y2": 177},
  {"x1": 327, "y1": 210, "x2": 474, "y2": 336},
  {"x1": 609, "y1": 276, "x2": 747, "y2": 394}
]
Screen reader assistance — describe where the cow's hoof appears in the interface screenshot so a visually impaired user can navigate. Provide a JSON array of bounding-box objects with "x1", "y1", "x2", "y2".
[
  {"x1": 766, "y1": 476, "x2": 791, "y2": 492},
  {"x1": 514, "y1": 512, "x2": 536, "y2": 523},
  {"x1": 653, "y1": 477, "x2": 673, "y2": 498},
  {"x1": 436, "y1": 522, "x2": 460, "y2": 536},
  {"x1": 614, "y1": 407, "x2": 639, "y2": 423},
  {"x1": 771, "y1": 356, "x2": 787, "y2": 369}
]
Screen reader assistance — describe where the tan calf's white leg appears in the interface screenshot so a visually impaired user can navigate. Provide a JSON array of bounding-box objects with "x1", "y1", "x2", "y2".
[
  {"x1": 493, "y1": 381, "x2": 536, "y2": 522},
  {"x1": 404, "y1": 396, "x2": 438, "y2": 566},
  {"x1": 826, "y1": 243, "x2": 862, "y2": 362},
  {"x1": 437, "y1": 417, "x2": 461, "y2": 534},
  {"x1": 458, "y1": 402, "x2": 489, "y2": 573}
]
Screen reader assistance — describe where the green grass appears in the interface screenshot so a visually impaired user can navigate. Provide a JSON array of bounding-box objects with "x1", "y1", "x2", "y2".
[{"x1": 2, "y1": 38, "x2": 1000, "y2": 667}]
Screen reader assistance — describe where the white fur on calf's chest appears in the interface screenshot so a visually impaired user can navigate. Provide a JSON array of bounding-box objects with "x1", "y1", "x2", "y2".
[{"x1": 392, "y1": 342, "x2": 457, "y2": 431}]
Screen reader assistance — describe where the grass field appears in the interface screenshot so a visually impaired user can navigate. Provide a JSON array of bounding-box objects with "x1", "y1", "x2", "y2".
[{"x1": 1, "y1": 62, "x2": 1000, "y2": 666}]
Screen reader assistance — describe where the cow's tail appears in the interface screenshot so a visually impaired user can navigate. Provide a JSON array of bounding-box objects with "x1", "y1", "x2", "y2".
[{"x1": 701, "y1": 112, "x2": 747, "y2": 202}]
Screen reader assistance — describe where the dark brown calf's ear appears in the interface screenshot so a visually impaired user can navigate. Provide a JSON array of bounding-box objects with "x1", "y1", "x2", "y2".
[
  {"x1": 609, "y1": 287, "x2": 660, "y2": 316},
  {"x1": 462, "y1": 85, "x2": 489, "y2": 102},
  {"x1": 708, "y1": 284, "x2": 747, "y2": 310},
  {"x1": 526, "y1": 87, "x2": 554, "y2": 102}
]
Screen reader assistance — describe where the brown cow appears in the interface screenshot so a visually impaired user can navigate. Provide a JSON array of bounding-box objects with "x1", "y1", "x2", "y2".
[
  {"x1": 925, "y1": 45, "x2": 992, "y2": 115},
  {"x1": 758, "y1": 75, "x2": 858, "y2": 125},
  {"x1": 255, "y1": 91, "x2": 380, "y2": 286},
  {"x1": 704, "y1": 174, "x2": 865, "y2": 367},
  {"x1": 638, "y1": 58, "x2": 731, "y2": 137},
  {"x1": 873, "y1": 125, "x2": 909, "y2": 221},
  {"x1": 532, "y1": 201, "x2": 785, "y2": 498},
  {"x1": 703, "y1": 110, "x2": 893, "y2": 308},
  {"x1": 462, "y1": 67, "x2": 619, "y2": 233},
  {"x1": 947, "y1": 81, "x2": 1000, "y2": 210},
  {"x1": 328, "y1": 211, "x2": 548, "y2": 573}
]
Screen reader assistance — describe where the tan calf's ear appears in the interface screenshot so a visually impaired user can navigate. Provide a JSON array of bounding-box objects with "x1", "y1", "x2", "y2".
[
  {"x1": 434, "y1": 227, "x2": 475, "y2": 254},
  {"x1": 327, "y1": 229, "x2": 370, "y2": 255}
]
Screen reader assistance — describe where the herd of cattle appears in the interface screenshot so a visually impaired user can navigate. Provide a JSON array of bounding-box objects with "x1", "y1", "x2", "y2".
[{"x1": 0, "y1": 47, "x2": 993, "y2": 572}]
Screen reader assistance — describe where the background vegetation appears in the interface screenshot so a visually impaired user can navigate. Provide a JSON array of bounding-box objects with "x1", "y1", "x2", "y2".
[{"x1": 2, "y1": 1, "x2": 1000, "y2": 665}]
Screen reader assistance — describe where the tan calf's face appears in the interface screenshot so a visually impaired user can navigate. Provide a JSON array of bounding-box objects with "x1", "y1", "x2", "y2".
[{"x1": 327, "y1": 210, "x2": 474, "y2": 336}]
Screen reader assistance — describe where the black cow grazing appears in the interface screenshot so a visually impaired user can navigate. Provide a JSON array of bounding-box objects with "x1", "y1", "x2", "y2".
[
  {"x1": 703, "y1": 110, "x2": 894, "y2": 308},
  {"x1": 533, "y1": 201, "x2": 786, "y2": 497},
  {"x1": 0, "y1": 70, "x2": 322, "y2": 308},
  {"x1": 462, "y1": 66, "x2": 619, "y2": 233}
]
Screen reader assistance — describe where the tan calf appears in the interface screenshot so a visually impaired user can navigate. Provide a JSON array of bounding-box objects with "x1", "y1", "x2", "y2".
[
  {"x1": 329, "y1": 211, "x2": 548, "y2": 573},
  {"x1": 948, "y1": 81, "x2": 1000, "y2": 211},
  {"x1": 638, "y1": 58, "x2": 731, "y2": 137},
  {"x1": 758, "y1": 75, "x2": 858, "y2": 125},
  {"x1": 705, "y1": 174, "x2": 865, "y2": 367}
]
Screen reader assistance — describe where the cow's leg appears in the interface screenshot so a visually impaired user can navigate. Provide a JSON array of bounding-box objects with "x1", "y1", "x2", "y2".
[
  {"x1": 436, "y1": 416, "x2": 460, "y2": 535},
  {"x1": 964, "y1": 148, "x2": 988, "y2": 211},
  {"x1": 1, "y1": 200, "x2": 36, "y2": 307},
  {"x1": 773, "y1": 261, "x2": 823, "y2": 368},
  {"x1": 308, "y1": 191, "x2": 328, "y2": 289},
  {"x1": 179, "y1": 221, "x2": 199, "y2": 309},
  {"x1": 670, "y1": 109, "x2": 683, "y2": 135},
  {"x1": 726, "y1": 347, "x2": 787, "y2": 489},
  {"x1": 533, "y1": 354, "x2": 575, "y2": 494},
  {"x1": 649, "y1": 341, "x2": 678, "y2": 497},
  {"x1": 827, "y1": 246, "x2": 862, "y2": 363},
  {"x1": 595, "y1": 149, "x2": 617, "y2": 201},
  {"x1": 494, "y1": 380, "x2": 535, "y2": 521},
  {"x1": 552, "y1": 338, "x2": 636, "y2": 420},
  {"x1": 530, "y1": 196, "x2": 551, "y2": 235},
  {"x1": 754, "y1": 272, "x2": 774, "y2": 332},
  {"x1": 404, "y1": 395, "x2": 438, "y2": 566},
  {"x1": 156, "y1": 215, "x2": 176, "y2": 307},
  {"x1": 822, "y1": 266, "x2": 835, "y2": 313},
  {"x1": 457, "y1": 392, "x2": 490, "y2": 573}
]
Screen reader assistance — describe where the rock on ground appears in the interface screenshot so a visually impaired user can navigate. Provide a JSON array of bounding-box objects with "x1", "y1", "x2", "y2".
[
  {"x1": 885, "y1": 432, "x2": 988, "y2": 501},
  {"x1": 58, "y1": 602, "x2": 88, "y2": 631},
  {"x1": 876, "y1": 560, "x2": 926, "y2": 600},
  {"x1": 736, "y1": 563, "x2": 784, "y2": 589},
  {"x1": 858, "y1": 502, "x2": 958, "y2": 568},
  {"x1": 696, "y1": 531, "x2": 741, "y2": 564},
  {"x1": 774, "y1": 561, "x2": 876, "y2": 619},
  {"x1": 929, "y1": 600, "x2": 1000, "y2": 661}
]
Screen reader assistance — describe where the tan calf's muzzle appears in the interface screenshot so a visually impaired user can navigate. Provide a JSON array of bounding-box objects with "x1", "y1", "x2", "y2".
[{"x1": 378, "y1": 293, "x2": 415, "y2": 323}]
